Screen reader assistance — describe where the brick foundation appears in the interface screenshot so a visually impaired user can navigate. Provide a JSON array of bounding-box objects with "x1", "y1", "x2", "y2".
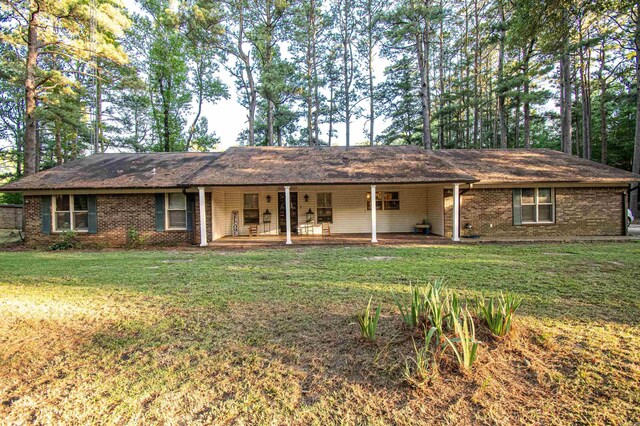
[{"x1": 444, "y1": 187, "x2": 626, "y2": 238}]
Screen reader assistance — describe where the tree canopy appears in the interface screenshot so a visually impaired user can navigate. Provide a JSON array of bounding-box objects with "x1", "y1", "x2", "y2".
[{"x1": 0, "y1": 0, "x2": 639, "y2": 208}]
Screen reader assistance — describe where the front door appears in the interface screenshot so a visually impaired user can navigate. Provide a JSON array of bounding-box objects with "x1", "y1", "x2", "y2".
[{"x1": 278, "y1": 192, "x2": 298, "y2": 234}]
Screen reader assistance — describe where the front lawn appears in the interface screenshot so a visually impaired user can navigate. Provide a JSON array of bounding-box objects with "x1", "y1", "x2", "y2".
[{"x1": 1, "y1": 243, "x2": 639, "y2": 424}]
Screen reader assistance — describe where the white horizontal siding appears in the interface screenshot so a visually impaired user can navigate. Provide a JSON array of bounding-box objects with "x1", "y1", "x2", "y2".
[
  {"x1": 210, "y1": 185, "x2": 443, "y2": 237},
  {"x1": 211, "y1": 188, "x2": 226, "y2": 240}
]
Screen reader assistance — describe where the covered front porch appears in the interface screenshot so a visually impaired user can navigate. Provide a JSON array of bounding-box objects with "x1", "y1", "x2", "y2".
[{"x1": 194, "y1": 183, "x2": 464, "y2": 246}]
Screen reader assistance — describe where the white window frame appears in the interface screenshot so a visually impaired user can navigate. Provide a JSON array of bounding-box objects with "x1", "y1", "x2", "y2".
[
  {"x1": 52, "y1": 195, "x2": 89, "y2": 233},
  {"x1": 243, "y1": 193, "x2": 260, "y2": 225},
  {"x1": 165, "y1": 193, "x2": 188, "y2": 230},
  {"x1": 367, "y1": 191, "x2": 400, "y2": 211},
  {"x1": 316, "y1": 192, "x2": 333, "y2": 223},
  {"x1": 521, "y1": 188, "x2": 555, "y2": 224},
  {"x1": 383, "y1": 191, "x2": 400, "y2": 210}
]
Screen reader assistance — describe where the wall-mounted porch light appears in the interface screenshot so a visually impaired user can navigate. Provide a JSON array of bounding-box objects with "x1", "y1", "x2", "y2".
[
  {"x1": 304, "y1": 194, "x2": 309, "y2": 203},
  {"x1": 266, "y1": 195, "x2": 271, "y2": 203}
]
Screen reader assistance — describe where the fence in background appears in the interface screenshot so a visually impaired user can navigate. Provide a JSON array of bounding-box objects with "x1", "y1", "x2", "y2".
[{"x1": 0, "y1": 204, "x2": 23, "y2": 229}]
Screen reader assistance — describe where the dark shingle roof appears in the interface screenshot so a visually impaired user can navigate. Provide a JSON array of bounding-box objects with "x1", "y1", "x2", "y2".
[
  {"x1": 1, "y1": 147, "x2": 638, "y2": 192},
  {"x1": 0, "y1": 152, "x2": 221, "y2": 191},
  {"x1": 432, "y1": 149, "x2": 640, "y2": 184},
  {"x1": 189, "y1": 146, "x2": 476, "y2": 186}
]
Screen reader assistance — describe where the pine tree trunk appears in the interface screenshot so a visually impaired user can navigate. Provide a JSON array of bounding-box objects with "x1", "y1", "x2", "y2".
[
  {"x1": 579, "y1": 23, "x2": 592, "y2": 160},
  {"x1": 16, "y1": 112, "x2": 22, "y2": 176},
  {"x1": 464, "y1": 0, "x2": 470, "y2": 148},
  {"x1": 237, "y1": 6, "x2": 255, "y2": 146},
  {"x1": 312, "y1": 2, "x2": 320, "y2": 145},
  {"x1": 329, "y1": 77, "x2": 335, "y2": 146},
  {"x1": 632, "y1": 0, "x2": 640, "y2": 216},
  {"x1": 599, "y1": 42, "x2": 607, "y2": 164},
  {"x1": 342, "y1": 0, "x2": 351, "y2": 147},
  {"x1": 523, "y1": 43, "x2": 532, "y2": 148},
  {"x1": 560, "y1": 8, "x2": 572, "y2": 155},
  {"x1": 560, "y1": 52, "x2": 572, "y2": 154},
  {"x1": 438, "y1": 0, "x2": 445, "y2": 149},
  {"x1": 267, "y1": 100, "x2": 275, "y2": 146},
  {"x1": 24, "y1": 1, "x2": 39, "y2": 176},
  {"x1": 158, "y1": 76, "x2": 171, "y2": 152},
  {"x1": 473, "y1": 0, "x2": 480, "y2": 148},
  {"x1": 574, "y1": 82, "x2": 581, "y2": 158},
  {"x1": 96, "y1": 67, "x2": 104, "y2": 153},
  {"x1": 497, "y1": 0, "x2": 507, "y2": 149},
  {"x1": 307, "y1": 38, "x2": 313, "y2": 146},
  {"x1": 55, "y1": 120, "x2": 62, "y2": 165},
  {"x1": 418, "y1": 4, "x2": 433, "y2": 150},
  {"x1": 367, "y1": 0, "x2": 375, "y2": 145},
  {"x1": 515, "y1": 90, "x2": 520, "y2": 148}
]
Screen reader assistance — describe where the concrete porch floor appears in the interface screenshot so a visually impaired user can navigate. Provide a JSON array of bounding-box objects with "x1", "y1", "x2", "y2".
[
  {"x1": 210, "y1": 233, "x2": 449, "y2": 246},
  {"x1": 208, "y1": 232, "x2": 640, "y2": 247}
]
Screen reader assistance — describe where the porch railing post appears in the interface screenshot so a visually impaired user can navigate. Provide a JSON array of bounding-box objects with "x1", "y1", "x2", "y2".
[
  {"x1": 452, "y1": 183, "x2": 460, "y2": 242},
  {"x1": 285, "y1": 186, "x2": 292, "y2": 245},
  {"x1": 198, "y1": 186, "x2": 208, "y2": 247},
  {"x1": 371, "y1": 184, "x2": 378, "y2": 243}
]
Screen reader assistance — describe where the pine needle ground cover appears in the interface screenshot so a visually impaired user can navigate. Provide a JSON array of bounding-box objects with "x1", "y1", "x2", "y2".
[{"x1": 0, "y1": 243, "x2": 639, "y2": 424}]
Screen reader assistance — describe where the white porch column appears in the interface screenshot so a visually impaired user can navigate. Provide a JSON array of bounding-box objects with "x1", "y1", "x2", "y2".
[
  {"x1": 452, "y1": 183, "x2": 460, "y2": 242},
  {"x1": 284, "y1": 186, "x2": 292, "y2": 245},
  {"x1": 371, "y1": 185, "x2": 378, "y2": 243},
  {"x1": 198, "y1": 187, "x2": 208, "y2": 247}
]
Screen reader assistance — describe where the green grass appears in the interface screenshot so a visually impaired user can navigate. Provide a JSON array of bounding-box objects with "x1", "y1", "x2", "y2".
[{"x1": 1, "y1": 242, "x2": 639, "y2": 424}]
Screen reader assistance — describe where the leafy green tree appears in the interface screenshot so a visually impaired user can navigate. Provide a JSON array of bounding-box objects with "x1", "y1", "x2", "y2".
[
  {"x1": 182, "y1": 0, "x2": 229, "y2": 150},
  {"x1": 376, "y1": 56, "x2": 422, "y2": 145},
  {"x1": 0, "y1": 0, "x2": 130, "y2": 174},
  {"x1": 137, "y1": 1, "x2": 191, "y2": 152}
]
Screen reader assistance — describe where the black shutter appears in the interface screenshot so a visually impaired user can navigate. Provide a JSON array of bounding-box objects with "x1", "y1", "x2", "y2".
[
  {"x1": 41, "y1": 196, "x2": 51, "y2": 234},
  {"x1": 512, "y1": 189, "x2": 522, "y2": 225},
  {"x1": 155, "y1": 194, "x2": 165, "y2": 232},
  {"x1": 186, "y1": 194, "x2": 195, "y2": 232},
  {"x1": 87, "y1": 195, "x2": 97, "y2": 234}
]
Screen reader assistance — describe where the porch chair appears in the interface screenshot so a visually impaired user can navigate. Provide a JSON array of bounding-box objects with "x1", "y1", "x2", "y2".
[
  {"x1": 321, "y1": 222, "x2": 331, "y2": 236},
  {"x1": 248, "y1": 224, "x2": 258, "y2": 237}
]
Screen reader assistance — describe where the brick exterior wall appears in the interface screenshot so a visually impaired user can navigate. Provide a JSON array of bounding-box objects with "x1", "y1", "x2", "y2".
[
  {"x1": 21, "y1": 186, "x2": 627, "y2": 246},
  {"x1": 443, "y1": 187, "x2": 626, "y2": 238},
  {"x1": 0, "y1": 205, "x2": 23, "y2": 229},
  {"x1": 23, "y1": 193, "x2": 209, "y2": 247}
]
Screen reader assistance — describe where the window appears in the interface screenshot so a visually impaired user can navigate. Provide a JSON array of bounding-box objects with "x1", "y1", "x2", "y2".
[
  {"x1": 53, "y1": 195, "x2": 89, "y2": 232},
  {"x1": 517, "y1": 188, "x2": 554, "y2": 224},
  {"x1": 367, "y1": 191, "x2": 399, "y2": 210},
  {"x1": 384, "y1": 192, "x2": 400, "y2": 210},
  {"x1": 366, "y1": 192, "x2": 382, "y2": 210},
  {"x1": 243, "y1": 193, "x2": 259, "y2": 224},
  {"x1": 73, "y1": 195, "x2": 89, "y2": 231},
  {"x1": 166, "y1": 193, "x2": 187, "y2": 229},
  {"x1": 317, "y1": 193, "x2": 333, "y2": 223}
]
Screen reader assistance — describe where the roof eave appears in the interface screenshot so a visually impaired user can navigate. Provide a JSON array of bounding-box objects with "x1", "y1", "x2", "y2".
[{"x1": 472, "y1": 179, "x2": 639, "y2": 186}]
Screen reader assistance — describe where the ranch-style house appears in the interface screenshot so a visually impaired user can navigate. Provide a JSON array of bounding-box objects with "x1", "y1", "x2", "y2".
[{"x1": 1, "y1": 146, "x2": 639, "y2": 246}]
